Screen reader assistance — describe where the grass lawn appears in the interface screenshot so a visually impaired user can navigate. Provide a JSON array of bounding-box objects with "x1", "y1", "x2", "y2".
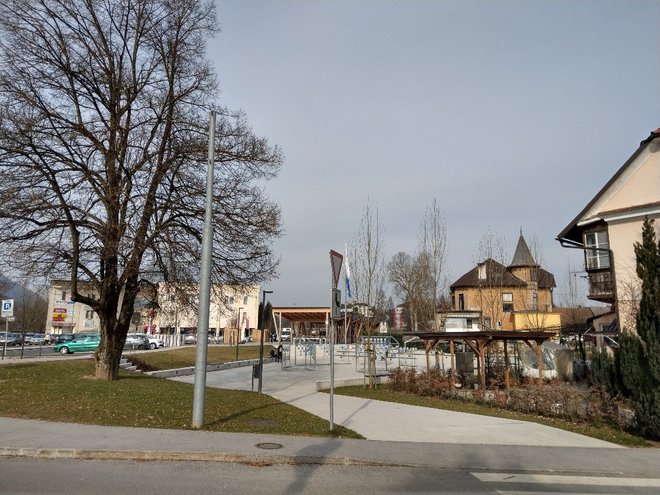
[
  {"x1": 0, "y1": 359, "x2": 361, "y2": 438},
  {"x1": 332, "y1": 384, "x2": 653, "y2": 447},
  {"x1": 127, "y1": 344, "x2": 276, "y2": 371}
]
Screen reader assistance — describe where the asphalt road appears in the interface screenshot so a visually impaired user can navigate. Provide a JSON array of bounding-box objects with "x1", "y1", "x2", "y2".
[
  {"x1": 2, "y1": 458, "x2": 660, "y2": 495},
  {"x1": 1, "y1": 344, "x2": 58, "y2": 359}
]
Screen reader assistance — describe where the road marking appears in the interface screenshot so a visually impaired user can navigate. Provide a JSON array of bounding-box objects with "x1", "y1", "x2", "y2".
[
  {"x1": 496, "y1": 492, "x2": 627, "y2": 495},
  {"x1": 472, "y1": 472, "x2": 660, "y2": 487}
]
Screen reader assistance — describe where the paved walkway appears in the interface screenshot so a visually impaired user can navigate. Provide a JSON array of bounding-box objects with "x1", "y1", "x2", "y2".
[{"x1": 172, "y1": 354, "x2": 619, "y2": 448}]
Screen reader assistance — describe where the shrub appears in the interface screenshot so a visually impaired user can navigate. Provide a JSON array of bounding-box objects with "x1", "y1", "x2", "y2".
[{"x1": 389, "y1": 367, "x2": 635, "y2": 431}]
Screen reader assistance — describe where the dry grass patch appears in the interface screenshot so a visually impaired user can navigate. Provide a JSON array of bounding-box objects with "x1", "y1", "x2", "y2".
[{"x1": 0, "y1": 359, "x2": 360, "y2": 439}]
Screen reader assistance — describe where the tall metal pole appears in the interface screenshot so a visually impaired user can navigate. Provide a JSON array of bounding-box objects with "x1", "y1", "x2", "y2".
[
  {"x1": 258, "y1": 290, "x2": 273, "y2": 393},
  {"x1": 192, "y1": 111, "x2": 215, "y2": 429},
  {"x1": 236, "y1": 307, "x2": 242, "y2": 361},
  {"x1": 330, "y1": 316, "x2": 335, "y2": 430},
  {"x1": 2, "y1": 318, "x2": 7, "y2": 360}
]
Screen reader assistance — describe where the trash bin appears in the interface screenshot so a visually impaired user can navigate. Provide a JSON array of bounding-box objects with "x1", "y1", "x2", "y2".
[{"x1": 252, "y1": 364, "x2": 261, "y2": 379}]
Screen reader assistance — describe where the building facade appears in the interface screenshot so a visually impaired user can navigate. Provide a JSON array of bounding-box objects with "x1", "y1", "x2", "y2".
[
  {"x1": 557, "y1": 128, "x2": 660, "y2": 332},
  {"x1": 449, "y1": 233, "x2": 560, "y2": 331},
  {"x1": 46, "y1": 280, "x2": 261, "y2": 343}
]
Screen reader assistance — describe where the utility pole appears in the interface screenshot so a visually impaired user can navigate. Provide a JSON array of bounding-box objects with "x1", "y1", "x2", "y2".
[
  {"x1": 191, "y1": 111, "x2": 215, "y2": 429},
  {"x1": 258, "y1": 289, "x2": 273, "y2": 393}
]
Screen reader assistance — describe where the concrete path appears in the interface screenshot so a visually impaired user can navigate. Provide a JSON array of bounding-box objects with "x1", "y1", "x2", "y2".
[{"x1": 172, "y1": 357, "x2": 620, "y2": 448}]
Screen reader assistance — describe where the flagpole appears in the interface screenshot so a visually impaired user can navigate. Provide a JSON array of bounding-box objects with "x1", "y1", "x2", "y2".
[{"x1": 344, "y1": 242, "x2": 350, "y2": 345}]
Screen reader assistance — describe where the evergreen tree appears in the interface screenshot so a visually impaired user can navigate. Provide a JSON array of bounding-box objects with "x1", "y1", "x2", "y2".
[
  {"x1": 590, "y1": 347, "x2": 618, "y2": 393},
  {"x1": 633, "y1": 218, "x2": 660, "y2": 383},
  {"x1": 624, "y1": 217, "x2": 660, "y2": 438}
]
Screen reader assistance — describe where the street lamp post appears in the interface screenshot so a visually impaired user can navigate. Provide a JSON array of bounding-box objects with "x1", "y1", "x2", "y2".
[
  {"x1": 192, "y1": 111, "x2": 216, "y2": 429},
  {"x1": 258, "y1": 290, "x2": 273, "y2": 393},
  {"x1": 236, "y1": 307, "x2": 243, "y2": 361}
]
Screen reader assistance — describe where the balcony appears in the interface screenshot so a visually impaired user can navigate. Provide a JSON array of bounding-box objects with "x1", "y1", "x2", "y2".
[{"x1": 587, "y1": 270, "x2": 614, "y2": 302}]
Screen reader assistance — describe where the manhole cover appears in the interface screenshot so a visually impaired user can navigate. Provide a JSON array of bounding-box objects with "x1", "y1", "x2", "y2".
[{"x1": 256, "y1": 442, "x2": 283, "y2": 450}]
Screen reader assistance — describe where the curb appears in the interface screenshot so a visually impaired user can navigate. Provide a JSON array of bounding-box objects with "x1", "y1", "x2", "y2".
[
  {"x1": 146, "y1": 357, "x2": 278, "y2": 378},
  {"x1": 0, "y1": 447, "x2": 415, "y2": 468},
  {"x1": 315, "y1": 376, "x2": 390, "y2": 391}
]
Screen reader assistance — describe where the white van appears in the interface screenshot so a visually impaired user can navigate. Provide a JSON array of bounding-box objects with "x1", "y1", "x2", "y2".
[{"x1": 281, "y1": 327, "x2": 291, "y2": 342}]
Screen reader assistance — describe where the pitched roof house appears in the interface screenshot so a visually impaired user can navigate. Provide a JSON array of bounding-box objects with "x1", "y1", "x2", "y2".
[
  {"x1": 449, "y1": 233, "x2": 559, "y2": 331},
  {"x1": 557, "y1": 128, "x2": 660, "y2": 332}
]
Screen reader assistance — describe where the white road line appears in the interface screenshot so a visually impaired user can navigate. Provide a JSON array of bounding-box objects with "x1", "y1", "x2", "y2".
[
  {"x1": 497, "y1": 492, "x2": 625, "y2": 495},
  {"x1": 472, "y1": 472, "x2": 660, "y2": 487}
]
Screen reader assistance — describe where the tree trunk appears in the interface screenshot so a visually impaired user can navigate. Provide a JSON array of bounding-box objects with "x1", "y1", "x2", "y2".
[{"x1": 94, "y1": 328, "x2": 126, "y2": 380}]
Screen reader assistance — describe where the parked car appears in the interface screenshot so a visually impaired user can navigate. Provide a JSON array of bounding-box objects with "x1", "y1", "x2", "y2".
[
  {"x1": 130, "y1": 333, "x2": 165, "y2": 350},
  {"x1": 183, "y1": 334, "x2": 196, "y2": 345},
  {"x1": 0, "y1": 332, "x2": 21, "y2": 346},
  {"x1": 54, "y1": 334, "x2": 101, "y2": 355},
  {"x1": 25, "y1": 333, "x2": 46, "y2": 345},
  {"x1": 124, "y1": 334, "x2": 151, "y2": 350},
  {"x1": 54, "y1": 333, "x2": 77, "y2": 345}
]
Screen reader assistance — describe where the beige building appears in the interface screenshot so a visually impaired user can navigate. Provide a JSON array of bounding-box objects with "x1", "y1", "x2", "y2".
[
  {"x1": 47, "y1": 280, "x2": 101, "y2": 335},
  {"x1": 46, "y1": 280, "x2": 261, "y2": 344},
  {"x1": 156, "y1": 283, "x2": 260, "y2": 343},
  {"x1": 449, "y1": 233, "x2": 560, "y2": 331},
  {"x1": 557, "y1": 128, "x2": 660, "y2": 332}
]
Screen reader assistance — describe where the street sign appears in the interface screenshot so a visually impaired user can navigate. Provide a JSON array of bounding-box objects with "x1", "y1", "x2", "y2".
[
  {"x1": 329, "y1": 250, "x2": 343, "y2": 289},
  {"x1": 331, "y1": 289, "x2": 342, "y2": 319},
  {"x1": 1, "y1": 299, "x2": 14, "y2": 318}
]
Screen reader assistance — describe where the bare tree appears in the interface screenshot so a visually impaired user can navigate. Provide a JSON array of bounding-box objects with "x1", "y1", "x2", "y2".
[
  {"x1": 14, "y1": 286, "x2": 48, "y2": 333},
  {"x1": 473, "y1": 229, "x2": 510, "y2": 329},
  {"x1": 388, "y1": 251, "x2": 433, "y2": 331},
  {"x1": 350, "y1": 200, "x2": 386, "y2": 336},
  {"x1": 388, "y1": 252, "x2": 417, "y2": 330},
  {"x1": 0, "y1": 0, "x2": 282, "y2": 380},
  {"x1": 418, "y1": 199, "x2": 448, "y2": 330}
]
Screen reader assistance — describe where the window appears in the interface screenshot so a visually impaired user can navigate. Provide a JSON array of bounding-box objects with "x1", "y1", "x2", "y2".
[
  {"x1": 478, "y1": 264, "x2": 487, "y2": 280},
  {"x1": 466, "y1": 318, "x2": 473, "y2": 329},
  {"x1": 503, "y1": 303, "x2": 514, "y2": 312},
  {"x1": 458, "y1": 294, "x2": 465, "y2": 311},
  {"x1": 584, "y1": 231, "x2": 610, "y2": 270},
  {"x1": 243, "y1": 296, "x2": 248, "y2": 305},
  {"x1": 61, "y1": 290, "x2": 67, "y2": 301},
  {"x1": 502, "y1": 293, "x2": 513, "y2": 303},
  {"x1": 85, "y1": 309, "x2": 95, "y2": 319},
  {"x1": 225, "y1": 296, "x2": 234, "y2": 305}
]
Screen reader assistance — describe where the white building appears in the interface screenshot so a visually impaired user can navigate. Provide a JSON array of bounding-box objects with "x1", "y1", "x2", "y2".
[
  {"x1": 435, "y1": 310, "x2": 484, "y2": 332},
  {"x1": 46, "y1": 280, "x2": 261, "y2": 344}
]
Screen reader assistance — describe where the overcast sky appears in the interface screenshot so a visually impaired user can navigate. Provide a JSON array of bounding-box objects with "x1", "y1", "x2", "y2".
[{"x1": 210, "y1": 0, "x2": 660, "y2": 308}]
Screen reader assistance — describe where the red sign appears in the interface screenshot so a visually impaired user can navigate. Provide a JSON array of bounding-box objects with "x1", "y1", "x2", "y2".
[{"x1": 53, "y1": 307, "x2": 67, "y2": 322}]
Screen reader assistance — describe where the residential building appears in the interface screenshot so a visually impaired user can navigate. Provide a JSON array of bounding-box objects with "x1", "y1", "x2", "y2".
[
  {"x1": 47, "y1": 280, "x2": 100, "y2": 334},
  {"x1": 155, "y1": 283, "x2": 260, "y2": 343},
  {"x1": 435, "y1": 310, "x2": 484, "y2": 332},
  {"x1": 46, "y1": 280, "x2": 260, "y2": 343},
  {"x1": 557, "y1": 128, "x2": 660, "y2": 332},
  {"x1": 449, "y1": 233, "x2": 560, "y2": 331}
]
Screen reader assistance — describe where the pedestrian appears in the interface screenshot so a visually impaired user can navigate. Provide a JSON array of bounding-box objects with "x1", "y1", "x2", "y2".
[{"x1": 277, "y1": 343, "x2": 283, "y2": 362}]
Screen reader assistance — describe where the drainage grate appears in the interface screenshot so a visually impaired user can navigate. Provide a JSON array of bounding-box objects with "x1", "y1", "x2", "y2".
[{"x1": 255, "y1": 442, "x2": 283, "y2": 450}]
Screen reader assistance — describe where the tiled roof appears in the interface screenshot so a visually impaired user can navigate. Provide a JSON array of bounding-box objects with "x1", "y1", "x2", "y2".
[
  {"x1": 450, "y1": 259, "x2": 526, "y2": 289},
  {"x1": 450, "y1": 258, "x2": 556, "y2": 289},
  {"x1": 510, "y1": 233, "x2": 536, "y2": 267}
]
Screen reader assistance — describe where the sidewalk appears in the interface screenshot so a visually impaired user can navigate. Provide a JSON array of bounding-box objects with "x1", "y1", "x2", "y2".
[{"x1": 171, "y1": 355, "x2": 619, "y2": 448}]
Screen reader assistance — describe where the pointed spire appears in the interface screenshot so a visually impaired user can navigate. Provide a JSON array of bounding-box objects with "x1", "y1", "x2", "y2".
[{"x1": 510, "y1": 231, "x2": 536, "y2": 267}]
